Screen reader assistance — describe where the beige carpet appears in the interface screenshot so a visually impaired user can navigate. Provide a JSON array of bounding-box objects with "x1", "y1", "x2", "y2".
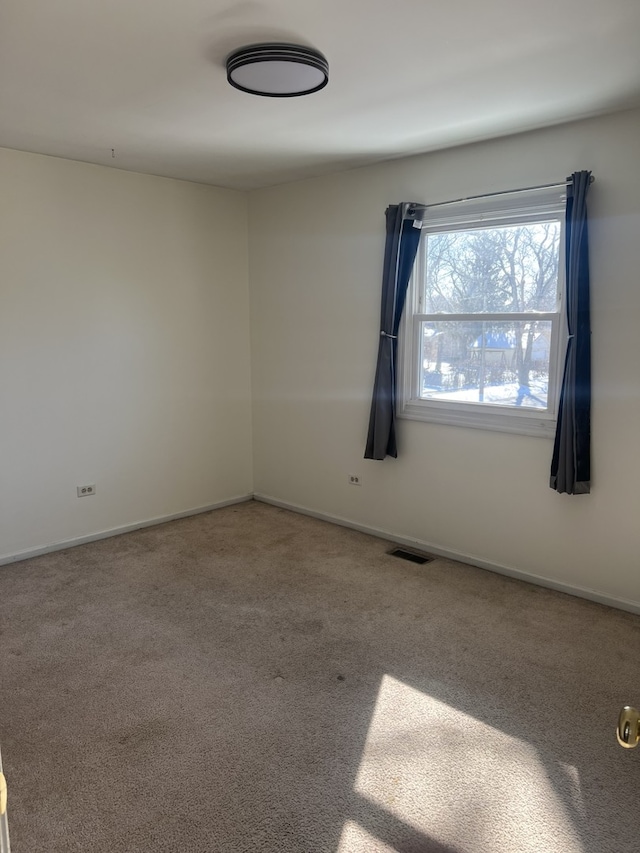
[{"x1": 1, "y1": 501, "x2": 639, "y2": 852}]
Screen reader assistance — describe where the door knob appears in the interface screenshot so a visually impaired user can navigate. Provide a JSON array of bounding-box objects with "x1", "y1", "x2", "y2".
[{"x1": 617, "y1": 706, "x2": 640, "y2": 749}]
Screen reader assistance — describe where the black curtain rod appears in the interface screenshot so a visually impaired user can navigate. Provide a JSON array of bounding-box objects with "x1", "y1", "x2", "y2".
[{"x1": 407, "y1": 175, "x2": 594, "y2": 216}]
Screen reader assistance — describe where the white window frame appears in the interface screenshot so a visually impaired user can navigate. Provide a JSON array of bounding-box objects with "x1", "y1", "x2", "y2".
[{"x1": 398, "y1": 188, "x2": 567, "y2": 438}]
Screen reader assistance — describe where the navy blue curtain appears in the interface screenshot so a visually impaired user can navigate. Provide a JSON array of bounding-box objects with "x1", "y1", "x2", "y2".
[
  {"x1": 550, "y1": 171, "x2": 592, "y2": 494},
  {"x1": 365, "y1": 204, "x2": 423, "y2": 460}
]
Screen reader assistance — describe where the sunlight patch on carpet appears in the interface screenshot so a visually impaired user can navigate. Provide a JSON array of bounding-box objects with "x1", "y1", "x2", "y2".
[
  {"x1": 336, "y1": 821, "x2": 397, "y2": 853},
  {"x1": 349, "y1": 675, "x2": 584, "y2": 853}
]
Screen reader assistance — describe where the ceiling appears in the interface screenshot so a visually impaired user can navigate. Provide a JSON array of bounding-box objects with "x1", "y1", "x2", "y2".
[{"x1": 1, "y1": 0, "x2": 639, "y2": 190}]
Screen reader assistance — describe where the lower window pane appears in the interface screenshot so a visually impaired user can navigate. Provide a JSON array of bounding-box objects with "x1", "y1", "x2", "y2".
[{"x1": 419, "y1": 320, "x2": 553, "y2": 409}]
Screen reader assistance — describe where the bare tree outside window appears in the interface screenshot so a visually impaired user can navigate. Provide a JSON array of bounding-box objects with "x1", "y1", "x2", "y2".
[{"x1": 420, "y1": 222, "x2": 560, "y2": 408}]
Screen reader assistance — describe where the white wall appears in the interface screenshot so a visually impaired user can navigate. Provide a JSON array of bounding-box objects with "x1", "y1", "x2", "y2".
[
  {"x1": 3, "y1": 111, "x2": 639, "y2": 609},
  {"x1": 0, "y1": 148, "x2": 252, "y2": 559},
  {"x1": 249, "y1": 108, "x2": 640, "y2": 609}
]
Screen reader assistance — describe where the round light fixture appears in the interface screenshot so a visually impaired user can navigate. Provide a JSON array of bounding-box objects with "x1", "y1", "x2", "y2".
[{"x1": 226, "y1": 43, "x2": 329, "y2": 98}]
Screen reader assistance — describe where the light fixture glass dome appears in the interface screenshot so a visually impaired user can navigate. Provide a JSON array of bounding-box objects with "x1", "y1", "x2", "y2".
[{"x1": 226, "y1": 43, "x2": 329, "y2": 97}]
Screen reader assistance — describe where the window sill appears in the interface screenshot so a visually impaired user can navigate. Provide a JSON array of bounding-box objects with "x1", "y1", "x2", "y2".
[{"x1": 399, "y1": 399, "x2": 556, "y2": 438}]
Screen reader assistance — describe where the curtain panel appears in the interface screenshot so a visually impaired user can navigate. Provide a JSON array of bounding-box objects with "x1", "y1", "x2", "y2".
[
  {"x1": 365, "y1": 204, "x2": 422, "y2": 460},
  {"x1": 550, "y1": 170, "x2": 592, "y2": 494}
]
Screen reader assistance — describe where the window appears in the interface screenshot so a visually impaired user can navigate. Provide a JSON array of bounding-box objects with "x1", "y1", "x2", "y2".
[{"x1": 399, "y1": 188, "x2": 566, "y2": 436}]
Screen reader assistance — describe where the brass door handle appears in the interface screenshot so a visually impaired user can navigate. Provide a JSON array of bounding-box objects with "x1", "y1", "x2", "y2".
[
  {"x1": 617, "y1": 706, "x2": 640, "y2": 749},
  {"x1": 0, "y1": 773, "x2": 6, "y2": 816}
]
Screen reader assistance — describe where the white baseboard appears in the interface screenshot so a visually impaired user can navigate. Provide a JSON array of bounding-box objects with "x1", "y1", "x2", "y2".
[
  {"x1": 254, "y1": 493, "x2": 640, "y2": 617},
  {"x1": 4, "y1": 490, "x2": 639, "y2": 617},
  {"x1": 0, "y1": 494, "x2": 253, "y2": 567}
]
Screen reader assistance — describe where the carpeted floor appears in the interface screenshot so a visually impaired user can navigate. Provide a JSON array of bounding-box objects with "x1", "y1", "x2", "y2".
[{"x1": 1, "y1": 500, "x2": 639, "y2": 852}]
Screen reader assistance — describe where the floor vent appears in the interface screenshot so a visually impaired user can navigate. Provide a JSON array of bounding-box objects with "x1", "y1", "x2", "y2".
[{"x1": 387, "y1": 547, "x2": 434, "y2": 565}]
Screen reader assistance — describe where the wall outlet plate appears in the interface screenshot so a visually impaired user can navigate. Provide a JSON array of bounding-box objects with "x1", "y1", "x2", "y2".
[
  {"x1": 77, "y1": 484, "x2": 96, "y2": 497},
  {"x1": 348, "y1": 474, "x2": 361, "y2": 486}
]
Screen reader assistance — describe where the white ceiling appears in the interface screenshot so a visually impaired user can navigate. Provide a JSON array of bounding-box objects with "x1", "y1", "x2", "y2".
[{"x1": 1, "y1": 0, "x2": 639, "y2": 190}]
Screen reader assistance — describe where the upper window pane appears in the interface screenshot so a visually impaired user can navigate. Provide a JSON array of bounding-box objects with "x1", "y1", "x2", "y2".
[{"x1": 423, "y1": 221, "x2": 561, "y2": 314}]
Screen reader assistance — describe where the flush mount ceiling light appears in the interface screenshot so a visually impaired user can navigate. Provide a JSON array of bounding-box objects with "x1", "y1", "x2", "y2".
[{"x1": 226, "y1": 43, "x2": 329, "y2": 98}]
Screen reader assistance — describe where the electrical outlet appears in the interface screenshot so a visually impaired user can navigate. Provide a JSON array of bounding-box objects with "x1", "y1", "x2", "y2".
[
  {"x1": 77, "y1": 484, "x2": 96, "y2": 497},
  {"x1": 348, "y1": 474, "x2": 361, "y2": 486}
]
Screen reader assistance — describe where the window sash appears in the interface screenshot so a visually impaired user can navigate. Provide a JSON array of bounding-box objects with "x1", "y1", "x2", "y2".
[
  {"x1": 398, "y1": 198, "x2": 566, "y2": 437},
  {"x1": 408, "y1": 312, "x2": 561, "y2": 404},
  {"x1": 412, "y1": 312, "x2": 558, "y2": 322}
]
